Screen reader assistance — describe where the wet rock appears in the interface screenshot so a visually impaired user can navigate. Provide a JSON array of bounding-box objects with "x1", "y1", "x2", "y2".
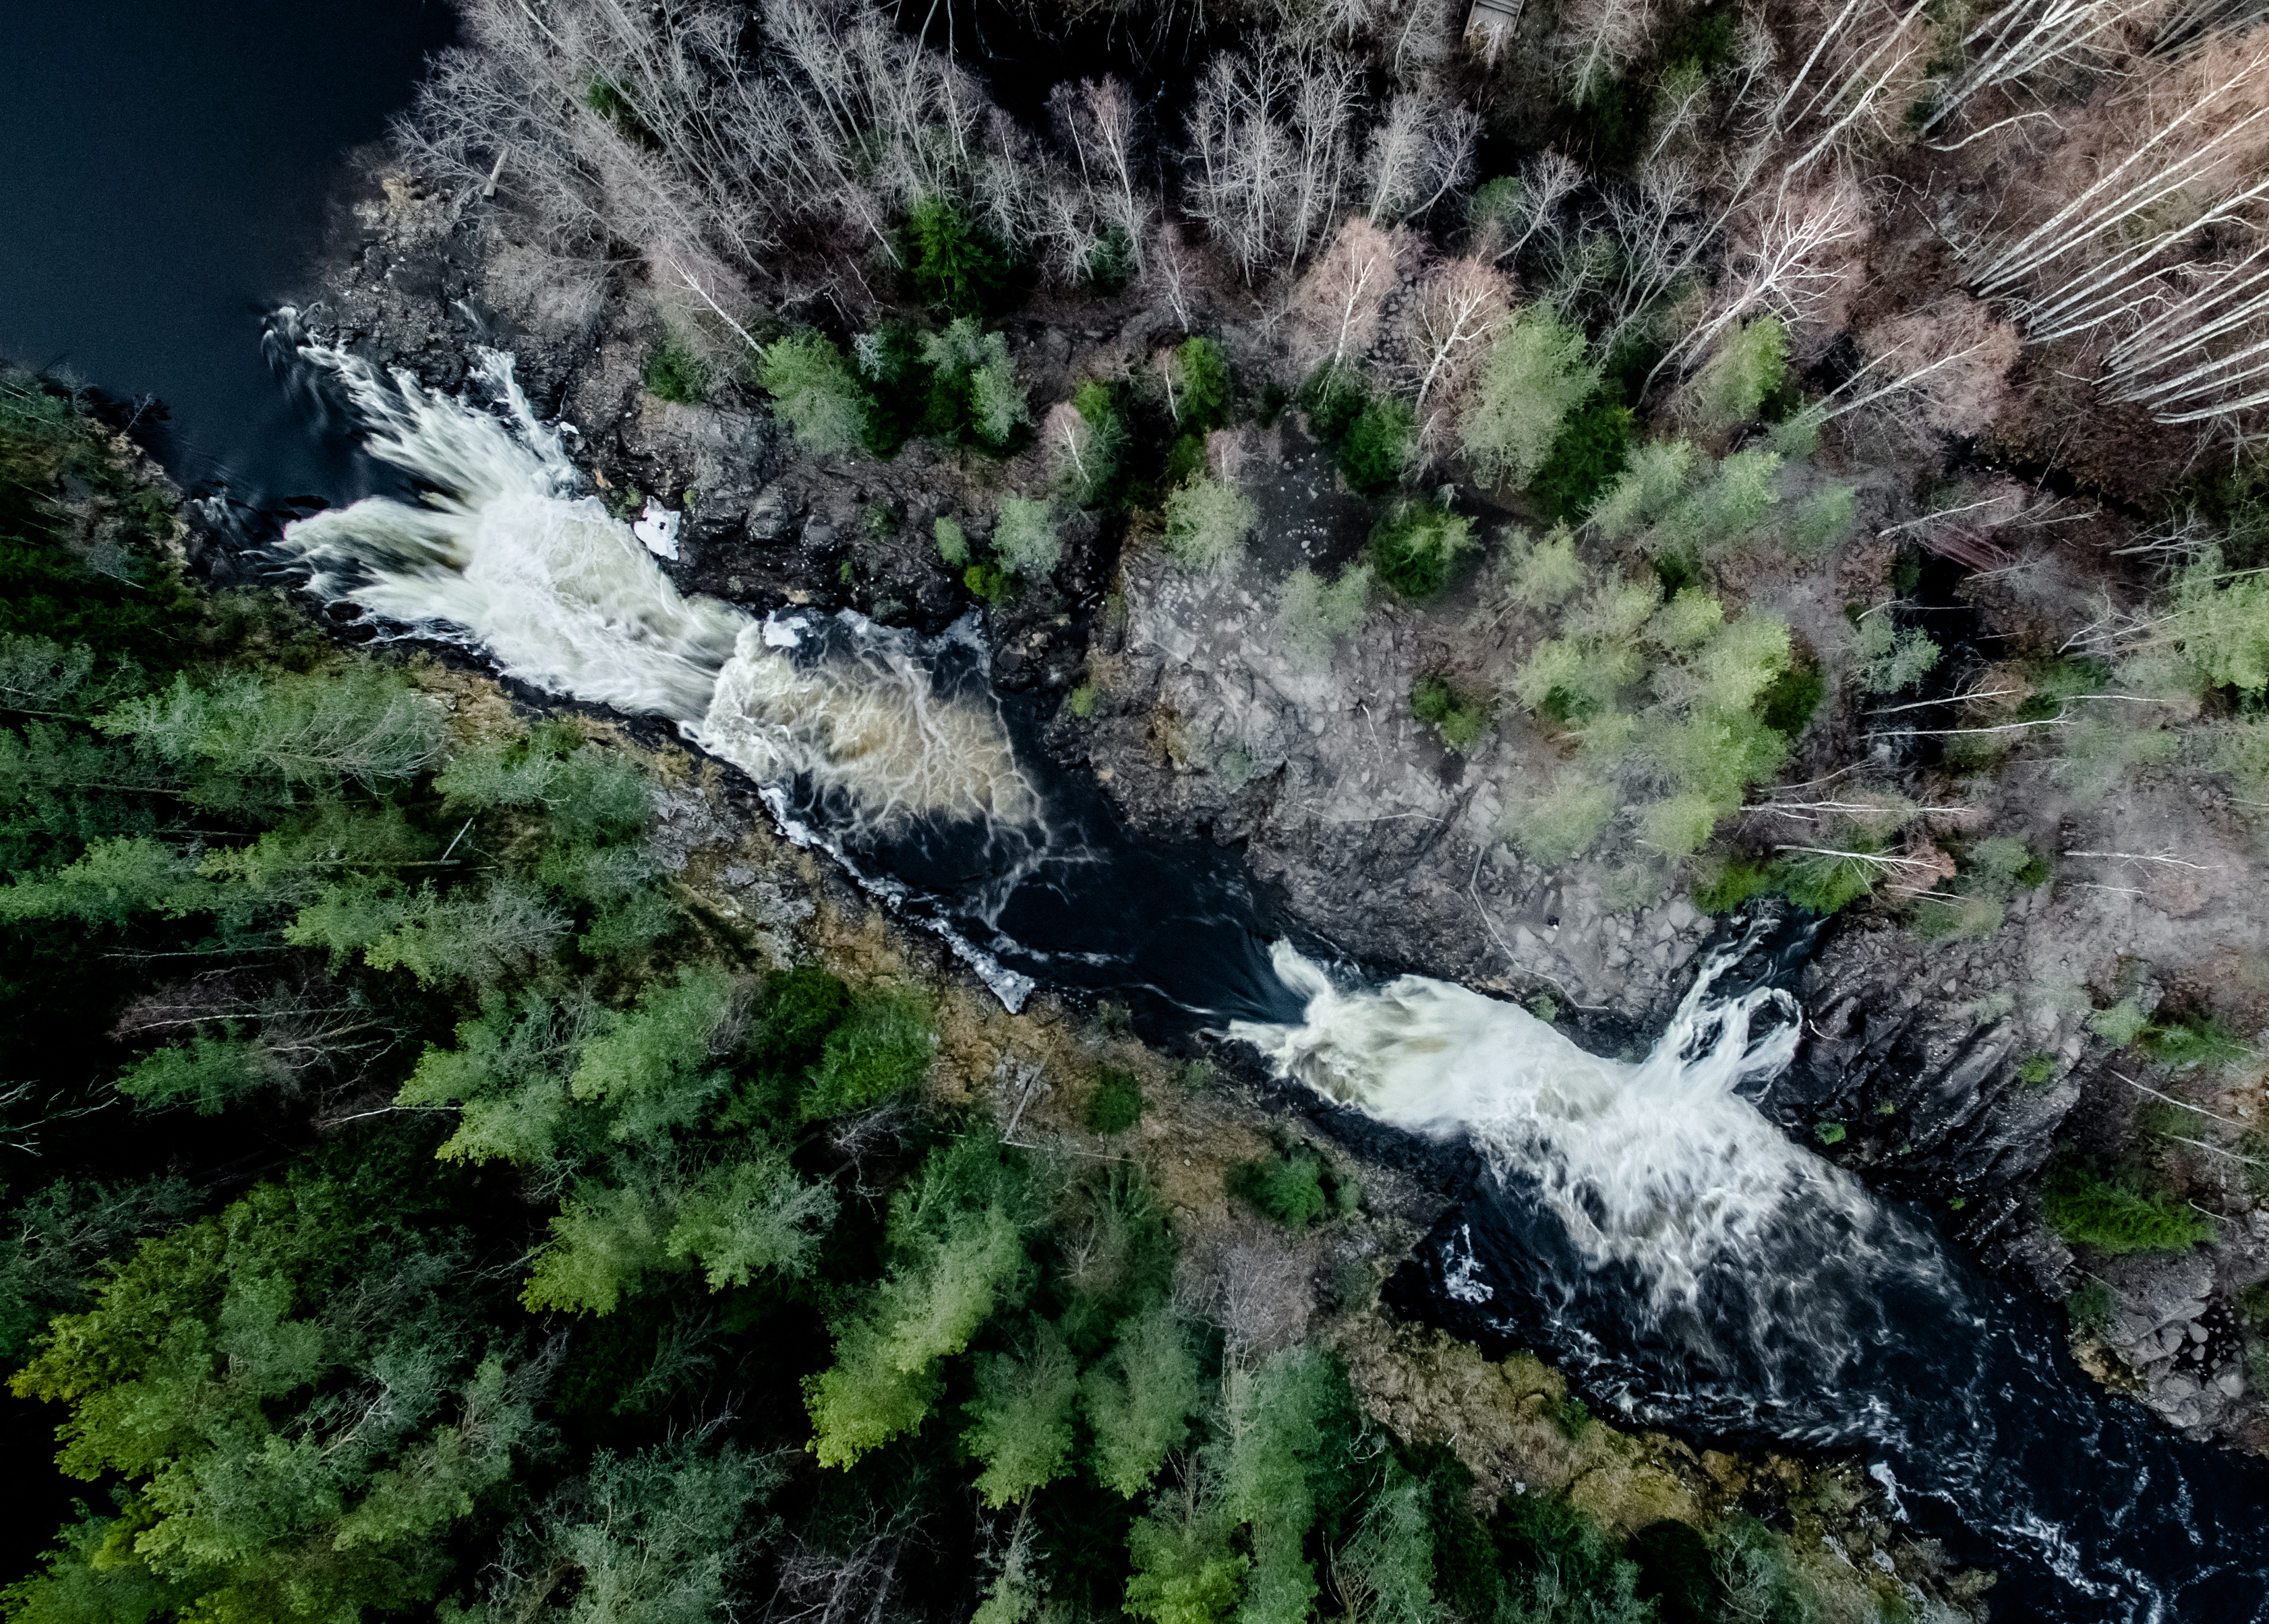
[{"x1": 749, "y1": 483, "x2": 798, "y2": 542}]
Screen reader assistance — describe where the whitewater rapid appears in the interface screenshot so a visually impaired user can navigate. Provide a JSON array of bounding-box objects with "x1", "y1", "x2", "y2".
[
  {"x1": 279, "y1": 342, "x2": 1037, "y2": 835},
  {"x1": 1233, "y1": 939, "x2": 1936, "y2": 1314}
]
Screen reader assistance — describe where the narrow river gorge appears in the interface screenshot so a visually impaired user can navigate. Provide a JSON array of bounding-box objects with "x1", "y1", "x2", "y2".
[
  {"x1": 9, "y1": 2, "x2": 2269, "y2": 1621},
  {"x1": 256, "y1": 330, "x2": 2268, "y2": 1619}
]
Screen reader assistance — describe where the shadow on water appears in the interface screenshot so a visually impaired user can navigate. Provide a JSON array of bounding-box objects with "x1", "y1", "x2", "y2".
[
  {"x1": 0, "y1": 0, "x2": 456, "y2": 508},
  {"x1": 758, "y1": 622, "x2": 1307, "y2": 1035}
]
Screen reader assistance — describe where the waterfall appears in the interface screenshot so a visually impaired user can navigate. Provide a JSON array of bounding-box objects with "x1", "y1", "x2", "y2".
[
  {"x1": 1232, "y1": 940, "x2": 1952, "y2": 1388},
  {"x1": 1233, "y1": 940, "x2": 1892, "y2": 1294},
  {"x1": 275, "y1": 340, "x2": 1036, "y2": 835}
]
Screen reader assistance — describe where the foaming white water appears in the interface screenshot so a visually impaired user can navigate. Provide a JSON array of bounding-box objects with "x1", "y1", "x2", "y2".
[
  {"x1": 1231, "y1": 942, "x2": 1891, "y2": 1304},
  {"x1": 695, "y1": 616, "x2": 1037, "y2": 832},
  {"x1": 283, "y1": 347, "x2": 742, "y2": 717},
  {"x1": 277, "y1": 341, "x2": 1034, "y2": 832}
]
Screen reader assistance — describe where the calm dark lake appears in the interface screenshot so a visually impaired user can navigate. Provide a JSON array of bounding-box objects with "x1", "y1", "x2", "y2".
[{"x1": 0, "y1": 0, "x2": 456, "y2": 502}]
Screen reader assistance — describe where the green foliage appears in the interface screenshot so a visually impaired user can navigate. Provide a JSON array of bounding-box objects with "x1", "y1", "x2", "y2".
[
  {"x1": 800, "y1": 988, "x2": 933, "y2": 1120},
  {"x1": 1494, "y1": 1493, "x2": 1653, "y2": 1624},
  {"x1": 1684, "y1": 318, "x2": 1789, "y2": 433},
  {"x1": 1162, "y1": 479, "x2": 1257, "y2": 572},
  {"x1": 1338, "y1": 397, "x2": 1415, "y2": 494},
  {"x1": 1590, "y1": 440, "x2": 1696, "y2": 540},
  {"x1": 907, "y1": 194, "x2": 1013, "y2": 316},
  {"x1": 2169, "y1": 545, "x2": 2269, "y2": 693},
  {"x1": 2066, "y1": 1282, "x2": 2116, "y2": 1334},
  {"x1": 1775, "y1": 844, "x2": 1885, "y2": 913},
  {"x1": 568, "y1": 964, "x2": 740, "y2": 1140},
  {"x1": 1215, "y1": 1346, "x2": 1359, "y2": 1624},
  {"x1": 1084, "y1": 1303, "x2": 1204, "y2": 1498},
  {"x1": 1411, "y1": 674, "x2": 1494, "y2": 752},
  {"x1": 1687, "y1": 449, "x2": 1781, "y2": 542},
  {"x1": 498, "y1": 1439, "x2": 779, "y2": 1624},
  {"x1": 963, "y1": 1322, "x2": 1082, "y2": 1507},
  {"x1": 1970, "y1": 835, "x2": 2051, "y2": 891},
  {"x1": 1178, "y1": 337, "x2": 1233, "y2": 432},
  {"x1": 1501, "y1": 773, "x2": 1618, "y2": 866},
  {"x1": 1531, "y1": 400, "x2": 1636, "y2": 524},
  {"x1": 1755, "y1": 649, "x2": 1825, "y2": 737},
  {"x1": 1, "y1": 1509, "x2": 200, "y2": 1624},
  {"x1": 1854, "y1": 613, "x2": 1941, "y2": 694},
  {"x1": 1463, "y1": 307, "x2": 1600, "y2": 489},
  {"x1": 397, "y1": 988, "x2": 593, "y2": 1174},
  {"x1": 1789, "y1": 484, "x2": 1859, "y2": 556},
  {"x1": 966, "y1": 561, "x2": 1013, "y2": 603},
  {"x1": 2017, "y1": 1053, "x2": 2059, "y2": 1086},
  {"x1": 1228, "y1": 1145, "x2": 1346, "y2": 1228},
  {"x1": 1054, "y1": 380, "x2": 1130, "y2": 506},
  {"x1": 643, "y1": 336, "x2": 711, "y2": 404},
  {"x1": 1499, "y1": 527, "x2": 1589, "y2": 608},
  {"x1": 934, "y1": 515, "x2": 970, "y2": 566},
  {"x1": 1815, "y1": 1122, "x2": 1847, "y2": 1145},
  {"x1": 1087, "y1": 227, "x2": 1136, "y2": 295},
  {"x1": 116, "y1": 1031, "x2": 285, "y2": 1114},
  {"x1": 761, "y1": 331, "x2": 873, "y2": 456},
  {"x1": 1299, "y1": 364, "x2": 1369, "y2": 444},
  {"x1": 0, "y1": 1175, "x2": 198, "y2": 1364},
  {"x1": 2137, "y1": 1012, "x2": 2253, "y2": 1072},
  {"x1": 1276, "y1": 562, "x2": 1372, "y2": 670},
  {"x1": 2042, "y1": 1163, "x2": 2214, "y2": 1253},
  {"x1": 1161, "y1": 431, "x2": 1208, "y2": 489},
  {"x1": 993, "y1": 496, "x2": 1062, "y2": 578},
  {"x1": 1086, "y1": 1066, "x2": 1144, "y2": 1133},
  {"x1": 1469, "y1": 175, "x2": 1524, "y2": 238},
  {"x1": 289, "y1": 874, "x2": 569, "y2": 988},
  {"x1": 8, "y1": 1153, "x2": 543, "y2": 1624},
  {"x1": 2092, "y1": 997, "x2": 2152, "y2": 1047},
  {"x1": 921, "y1": 318, "x2": 1028, "y2": 452},
  {"x1": 1912, "y1": 893, "x2": 2005, "y2": 942},
  {"x1": 2053, "y1": 711, "x2": 2181, "y2": 804},
  {"x1": 104, "y1": 663, "x2": 446, "y2": 806},
  {"x1": 1370, "y1": 501, "x2": 1476, "y2": 601},
  {"x1": 1328, "y1": 1468, "x2": 1437, "y2": 1624},
  {"x1": 1069, "y1": 684, "x2": 1100, "y2": 719},
  {"x1": 1125, "y1": 1493, "x2": 1245, "y2": 1624},
  {"x1": 804, "y1": 1134, "x2": 1037, "y2": 1468},
  {"x1": 1692, "y1": 854, "x2": 1775, "y2": 913}
]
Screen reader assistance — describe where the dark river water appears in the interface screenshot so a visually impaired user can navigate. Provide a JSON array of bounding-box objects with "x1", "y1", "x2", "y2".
[
  {"x1": 0, "y1": 0, "x2": 455, "y2": 503},
  {"x1": 5, "y1": 5, "x2": 2269, "y2": 1620}
]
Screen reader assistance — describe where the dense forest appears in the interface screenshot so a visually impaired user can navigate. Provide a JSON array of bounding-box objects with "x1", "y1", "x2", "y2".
[{"x1": 9, "y1": 0, "x2": 2269, "y2": 1615}]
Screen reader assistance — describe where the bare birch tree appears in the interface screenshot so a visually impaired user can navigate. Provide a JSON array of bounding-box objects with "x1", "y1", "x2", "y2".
[
  {"x1": 1362, "y1": 91, "x2": 1481, "y2": 227},
  {"x1": 1289, "y1": 216, "x2": 1412, "y2": 375},
  {"x1": 1051, "y1": 76, "x2": 1154, "y2": 273},
  {"x1": 1557, "y1": 0, "x2": 1657, "y2": 106},
  {"x1": 1650, "y1": 178, "x2": 1867, "y2": 383},
  {"x1": 1403, "y1": 256, "x2": 1514, "y2": 451},
  {"x1": 1183, "y1": 49, "x2": 1368, "y2": 278}
]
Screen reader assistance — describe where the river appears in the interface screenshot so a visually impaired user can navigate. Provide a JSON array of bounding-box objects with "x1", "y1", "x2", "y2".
[{"x1": 7, "y1": 8, "x2": 2269, "y2": 1620}]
